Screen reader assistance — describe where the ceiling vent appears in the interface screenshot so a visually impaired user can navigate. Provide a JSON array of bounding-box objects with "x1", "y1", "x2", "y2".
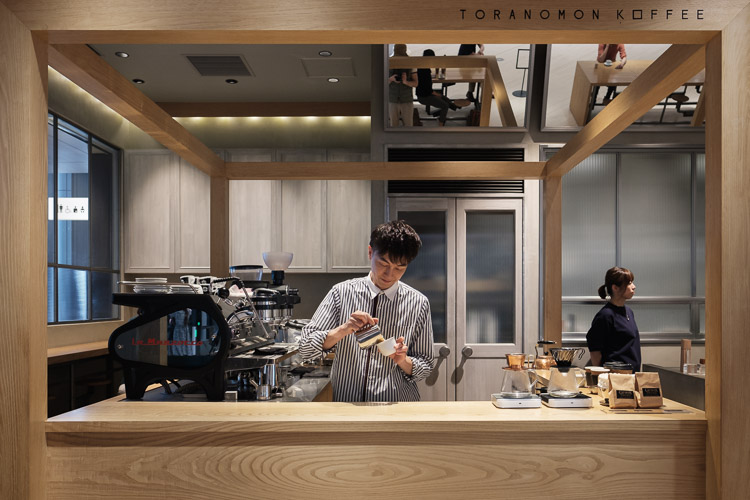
[
  {"x1": 185, "y1": 55, "x2": 253, "y2": 76},
  {"x1": 301, "y1": 58, "x2": 355, "y2": 78}
]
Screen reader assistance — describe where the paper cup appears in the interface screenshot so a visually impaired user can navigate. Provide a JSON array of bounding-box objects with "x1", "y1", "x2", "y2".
[{"x1": 377, "y1": 337, "x2": 397, "y2": 356}]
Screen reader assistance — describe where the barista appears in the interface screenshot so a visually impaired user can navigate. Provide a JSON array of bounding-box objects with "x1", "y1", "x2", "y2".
[
  {"x1": 299, "y1": 221, "x2": 434, "y2": 402},
  {"x1": 586, "y1": 266, "x2": 642, "y2": 370}
]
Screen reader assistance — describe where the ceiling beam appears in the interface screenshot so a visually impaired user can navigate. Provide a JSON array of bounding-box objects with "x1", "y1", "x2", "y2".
[
  {"x1": 545, "y1": 44, "x2": 706, "y2": 177},
  {"x1": 158, "y1": 101, "x2": 371, "y2": 117},
  {"x1": 41, "y1": 30, "x2": 720, "y2": 46},
  {"x1": 225, "y1": 161, "x2": 545, "y2": 180},
  {"x1": 48, "y1": 44, "x2": 225, "y2": 177}
]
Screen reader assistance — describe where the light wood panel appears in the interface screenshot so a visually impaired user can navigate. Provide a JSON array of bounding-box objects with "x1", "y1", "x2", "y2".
[
  {"x1": 123, "y1": 151, "x2": 176, "y2": 272},
  {"x1": 226, "y1": 161, "x2": 545, "y2": 180},
  {"x1": 48, "y1": 341, "x2": 109, "y2": 365},
  {"x1": 210, "y1": 175, "x2": 229, "y2": 277},
  {"x1": 45, "y1": 398, "x2": 705, "y2": 499},
  {"x1": 177, "y1": 159, "x2": 211, "y2": 272},
  {"x1": 4, "y1": 0, "x2": 747, "y2": 42},
  {"x1": 48, "y1": 43, "x2": 225, "y2": 177},
  {"x1": 542, "y1": 177, "x2": 563, "y2": 346},
  {"x1": 706, "y1": 4, "x2": 750, "y2": 498},
  {"x1": 545, "y1": 44, "x2": 706, "y2": 177},
  {"x1": 485, "y1": 57, "x2": 518, "y2": 127},
  {"x1": 691, "y1": 86, "x2": 706, "y2": 126},
  {"x1": 158, "y1": 101, "x2": 371, "y2": 118},
  {"x1": 41, "y1": 30, "x2": 722, "y2": 45},
  {"x1": 0, "y1": 4, "x2": 48, "y2": 499}
]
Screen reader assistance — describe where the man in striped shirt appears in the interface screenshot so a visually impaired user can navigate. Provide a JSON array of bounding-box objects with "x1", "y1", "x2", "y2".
[{"x1": 300, "y1": 221, "x2": 434, "y2": 402}]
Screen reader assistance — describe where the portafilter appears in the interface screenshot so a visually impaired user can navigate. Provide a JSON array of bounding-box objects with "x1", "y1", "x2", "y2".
[{"x1": 549, "y1": 347, "x2": 585, "y2": 367}]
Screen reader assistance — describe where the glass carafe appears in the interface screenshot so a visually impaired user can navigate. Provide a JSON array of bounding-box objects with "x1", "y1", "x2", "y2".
[
  {"x1": 499, "y1": 367, "x2": 538, "y2": 399},
  {"x1": 547, "y1": 367, "x2": 586, "y2": 398}
]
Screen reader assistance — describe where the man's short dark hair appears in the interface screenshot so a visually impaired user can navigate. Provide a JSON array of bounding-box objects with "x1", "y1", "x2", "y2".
[{"x1": 369, "y1": 220, "x2": 421, "y2": 264}]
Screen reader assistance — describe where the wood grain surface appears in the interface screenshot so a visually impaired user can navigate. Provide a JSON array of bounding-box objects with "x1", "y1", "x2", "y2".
[
  {"x1": 705, "y1": 3, "x2": 750, "y2": 498},
  {"x1": 225, "y1": 161, "x2": 545, "y2": 180},
  {"x1": 45, "y1": 398, "x2": 705, "y2": 499},
  {"x1": 0, "y1": 4, "x2": 48, "y2": 499},
  {"x1": 4, "y1": 0, "x2": 747, "y2": 44}
]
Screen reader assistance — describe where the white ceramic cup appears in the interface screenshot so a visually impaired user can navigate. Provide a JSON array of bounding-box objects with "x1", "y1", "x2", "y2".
[{"x1": 377, "y1": 337, "x2": 397, "y2": 356}]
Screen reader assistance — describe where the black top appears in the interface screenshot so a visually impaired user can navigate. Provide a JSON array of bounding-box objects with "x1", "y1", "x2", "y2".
[
  {"x1": 458, "y1": 44, "x2": 478, "y2": 55},
  {"x1": 416, "y1": 68, "x2": 434, "y2": 97},
  {"x1": 586, "y1": 302, "x2": 642, "y2": 369}
]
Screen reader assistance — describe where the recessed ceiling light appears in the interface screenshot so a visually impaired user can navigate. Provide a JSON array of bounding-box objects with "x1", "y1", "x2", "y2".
[
  {"x1": 115, "y1": 51, "x2": 130, "y2": 58},
  {"x1": 327, "y1": 77, "x2": 340, "y2": 83},
  {"x1": 132, "y1": 78, "x2": 145, "y2": 84},
  {"x1": 226, "y1": 79, "x2": 238, "y2": 84},
  {"x1": 319, "y1": 50, "x2": 333, "y2": 57}
]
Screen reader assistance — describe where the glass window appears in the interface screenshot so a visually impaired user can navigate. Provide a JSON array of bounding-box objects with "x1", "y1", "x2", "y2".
[
  {"x1": 555, "y1": 150, "x2": 705, "y2": 342},
  {"x1": 398, "y1": 211, "x2": 448, "y2": 344},
  {"x1": 465, "y1": 211, "x2": 515, "y2": 344},
  {"x1": 48, "y1": 114, "x2": 120, "y2": 324}
]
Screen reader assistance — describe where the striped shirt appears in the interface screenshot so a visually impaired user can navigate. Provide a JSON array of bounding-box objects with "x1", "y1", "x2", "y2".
[{"x1": 299, "y1": 276, "x2": 434, "y2": 402}]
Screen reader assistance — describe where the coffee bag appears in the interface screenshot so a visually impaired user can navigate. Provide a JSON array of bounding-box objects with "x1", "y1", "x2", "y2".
[
  {"x1": 609, "y1": 373, "x2": 637, "y2": 409},
  {"x1": 635, "y1": 372, "x2": 663, "y2": 408}
]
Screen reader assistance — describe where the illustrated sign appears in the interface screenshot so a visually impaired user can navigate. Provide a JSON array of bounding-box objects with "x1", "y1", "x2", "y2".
[{"x1": 48, "y1": 197, "x2": 89, "y2": 221}]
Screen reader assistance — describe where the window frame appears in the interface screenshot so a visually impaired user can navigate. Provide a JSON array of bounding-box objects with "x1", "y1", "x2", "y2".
[
  {"x1": 48, "y1": 112, "x2": 122, "y2": 325},
  {"x1": 542, "y1": 146, "x2": 706, "y2": 345}
]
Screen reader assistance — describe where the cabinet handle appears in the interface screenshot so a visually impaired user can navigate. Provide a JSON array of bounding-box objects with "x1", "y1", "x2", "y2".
[
  {"x1": 438, "y1": 345, "x2": 451, "y2": 358},
  {"x1": 461, "y1": 346, "x2": 473, "y2": 358}
]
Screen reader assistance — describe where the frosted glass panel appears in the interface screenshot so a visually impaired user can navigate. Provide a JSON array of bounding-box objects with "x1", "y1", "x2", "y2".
[
  {"x1": 398, "y1": 211, "x2": 447, "y2": 345},
  {"x1": 58, "y1": 268, "x2": 88, "y2": 322},
  {"x1": 621, "y1": 153, "x2": 691, "y2": 296},
  {"x1": 466, "y1": 211, "x2": 514, "y2": 344},
  {"x1": 631, "y1": 304, "x2": 691, "y2": 333},
  {"x1": 695, "y1": 154, "x2": 705, "y2": 296},
  {"x1": 562, "y1": 154, "x2": 617, "y2": 296},
  {"x1": 562, "y1": 304, "x2": 605, "y2": 333}
]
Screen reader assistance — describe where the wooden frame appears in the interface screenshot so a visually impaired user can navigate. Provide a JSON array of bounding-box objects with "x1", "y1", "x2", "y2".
[{"x1": 2, "y1": 1, "x2": 749, "y2": 499}]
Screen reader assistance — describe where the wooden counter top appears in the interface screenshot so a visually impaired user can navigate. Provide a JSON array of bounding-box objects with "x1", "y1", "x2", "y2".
[
  {"x1": 46, "y1": 396, "x2": 706, "y2": 499},
  {"x1": 47, "y1": 394, "x2": 704, "y2": 434},
  {"x1": 47, "y1": 340, "x2": 109, "y2": 365}
]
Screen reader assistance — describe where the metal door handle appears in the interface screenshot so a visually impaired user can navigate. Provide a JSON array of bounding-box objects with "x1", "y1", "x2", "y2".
[
  {"x1": 439, "y1": 346, "x2": 451, "y2": 358},
  {"x1": 461, "y1": 346, "x2": 473, "y2": 358}
]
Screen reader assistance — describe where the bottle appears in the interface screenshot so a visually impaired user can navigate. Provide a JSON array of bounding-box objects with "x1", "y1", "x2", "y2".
[
  {"x1": 439, "y1": 55, "x2": 446, "y2": 79},
  {"x1": 680, "y1": 339, "x2": 692, "y2": 373}
]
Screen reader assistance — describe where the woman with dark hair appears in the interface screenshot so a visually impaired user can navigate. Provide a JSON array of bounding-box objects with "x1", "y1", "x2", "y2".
[{"x1": 586, "y1": 266, "x2": 642, "y2": 369}]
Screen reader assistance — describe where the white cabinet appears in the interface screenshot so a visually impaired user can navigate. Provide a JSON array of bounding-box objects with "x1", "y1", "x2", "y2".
[
  {"x1": 227, "y1": 149, "x2": 372, "y2": 273},
  {"x1": 123, "y1": 150, "x2": 210, "y2": 274},
  {"x1": 326, "y1": 150, "x2": 372, "y2": 271},
  {"x1": 227, "y1": 149, "x2": 280, "y2": 268}
]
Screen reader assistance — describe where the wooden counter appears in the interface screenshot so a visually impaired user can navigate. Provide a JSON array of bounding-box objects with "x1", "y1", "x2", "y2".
[{"x1": 46, "y1": 396, "x2": 705, "y2": 499}]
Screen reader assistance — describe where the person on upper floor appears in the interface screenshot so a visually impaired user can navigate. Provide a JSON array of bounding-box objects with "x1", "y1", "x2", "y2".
[
  {"x1": 388, "y1": 44, "x2": 419, "y2": 127},
  {"x1": 416, "y1": 49, "x2": 469, "y2": 126},
  {"x1": 595, "y1": 43, "x2": 627, "y2": 104}
]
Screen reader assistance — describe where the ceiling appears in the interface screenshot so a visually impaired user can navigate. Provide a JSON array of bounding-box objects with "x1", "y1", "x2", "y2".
[{"x1": 91, "y1": 44, "x2": 372, "y2": 103}]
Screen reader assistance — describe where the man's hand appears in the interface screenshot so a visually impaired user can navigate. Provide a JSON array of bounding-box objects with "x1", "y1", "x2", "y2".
[
  {"x1": 323, "y1": 311, "x2": 377, "y2": 350},
  {"x1": 389, "y1": 336, "x2": 413, "y2": 375}
]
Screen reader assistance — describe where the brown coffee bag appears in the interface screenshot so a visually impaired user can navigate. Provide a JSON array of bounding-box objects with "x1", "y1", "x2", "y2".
[
  {"x1": 609, "y1": 373, "x2": 637, "y2": 409},
  {"x1": 635, "y1": 372, "x2": 664, "y2": 408}
]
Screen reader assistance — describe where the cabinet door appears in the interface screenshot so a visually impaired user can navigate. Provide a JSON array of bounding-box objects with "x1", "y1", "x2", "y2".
[
  {"x1": 226, "y1": 150, "x2": 280, "y2": 268},
  {"x1": 278, "y1": 150, "x2": 327, "y2": 272},
  {"x1": 123, "y1": 151, "x2": 176, "y2": 273},
  {"x1": 176, "y1": 158, "x2": 210, "y2": 273},
  {"x1": 326, "y1": 150, "x2": 371, "y2": 272}
]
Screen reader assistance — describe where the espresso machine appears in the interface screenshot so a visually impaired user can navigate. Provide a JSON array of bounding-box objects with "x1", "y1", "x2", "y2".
[{"x1": 110, "y1": 264, "x2": 302, "y2": 401}]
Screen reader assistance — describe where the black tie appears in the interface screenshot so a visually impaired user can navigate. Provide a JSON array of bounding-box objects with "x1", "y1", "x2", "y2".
[{"x1": 362, "y1": 293, "x2": 381, "y2": 401}]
